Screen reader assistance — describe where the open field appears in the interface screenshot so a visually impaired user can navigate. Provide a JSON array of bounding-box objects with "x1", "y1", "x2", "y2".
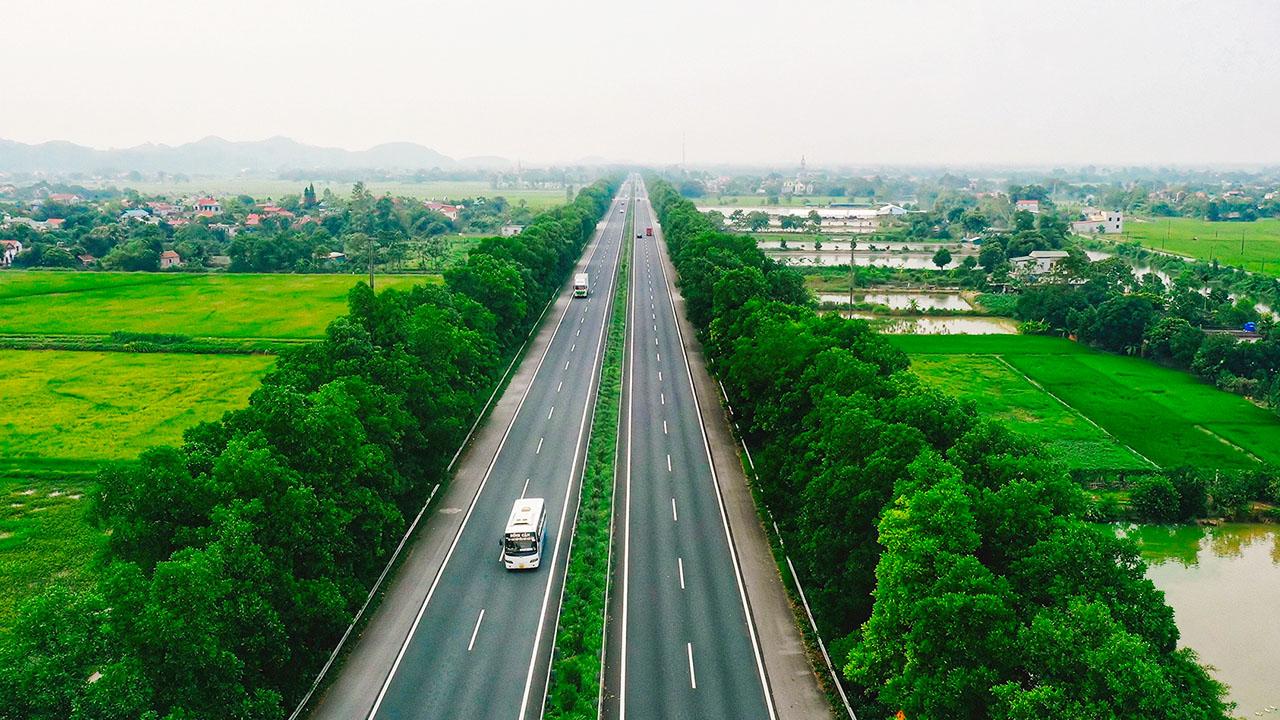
[
  {"x1": 107, "y1": 179, "x2": 569, "y2": 211},
  {"x1": 0, "y1": 475, "x2": 104, "y2": 631},
  {"x1": 0, "y1": 350, "x2": 272, "y2": 628},
  {"x1": 1109, "y1": 217, "x2": 1280, "y2": 276},
  {"x1": 0, "y1": 350, "x2": 275, "y2": 475},
  {"x1": 893, "y1": 335, "x2": 1280, "y2": 471},
  {"x1": 0, "y1": 271, "x2": 436, "y2": 338}
]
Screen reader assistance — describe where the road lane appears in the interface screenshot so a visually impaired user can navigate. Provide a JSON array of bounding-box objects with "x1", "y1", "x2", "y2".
[
  {"x1": 614, "y1": 183, "x2": 774, "y2": 720},
  {"x1": 364, "y1": 183, "x2": 631, "y2": 720}
]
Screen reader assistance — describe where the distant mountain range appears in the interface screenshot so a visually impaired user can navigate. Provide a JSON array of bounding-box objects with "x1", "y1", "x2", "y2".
[{"x1": 0, "y1": 136, "x2": 514, "y2": 174}]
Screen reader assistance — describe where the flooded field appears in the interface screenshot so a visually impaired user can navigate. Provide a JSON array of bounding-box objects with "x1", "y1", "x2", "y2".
[
  {"x1": 769, "y1": 252, "x2": 968, "y2": 269},
  {"x1": 1120, "y1": 523, "x2": 1280, "y2": 717},
  {"x1": 817, "y1": 291, "x2": 974, "y2": 311},
  {"x1": 842, "y1": 312, "x2": 1018, "y2": 334}
]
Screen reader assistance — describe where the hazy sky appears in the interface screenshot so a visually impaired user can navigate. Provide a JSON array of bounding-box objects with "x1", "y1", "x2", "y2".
[{"x1": 4, "y1": 0, "x2": 1278, "y2": 166}]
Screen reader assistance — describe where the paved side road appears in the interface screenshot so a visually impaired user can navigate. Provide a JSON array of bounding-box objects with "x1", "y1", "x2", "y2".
[{"x1": 309, "y1": 185, "x2": 630, "y2": 720}]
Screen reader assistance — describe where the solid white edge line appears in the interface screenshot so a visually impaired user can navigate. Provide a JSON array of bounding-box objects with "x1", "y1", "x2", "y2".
[
  {"x1": 522, "y1": 182, "x2": 628, "y2": 720},
  {"x1": 365, "y1": 187, "x2": 615, "y2": 720},
  {"x1": 652, "y1": 200, "x2": 779, "y2": 720},
  {"x1": 468, "y1": 609, "x2": 486, "y2": 652}
]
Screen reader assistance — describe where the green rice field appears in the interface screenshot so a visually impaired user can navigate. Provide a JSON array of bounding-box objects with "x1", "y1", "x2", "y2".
[
  {"x1": 0, "y1": 349, "x2": 274, "y2": 628},
  {"x1": 0, "y1": 271, "x2": 436, "y2": 338},
  {"x1": 893, "y1": 335, "x2": 1280, "y2": 471},
  {"x1": 0, "y1": 350, "x2": 274, "y2": 475},
  {"x1": 1112, "y1": 217, "x2": 1280, "y2": 276},
  {"x1": 0, "y1": 475, "x2": 103, "y2": 630}
]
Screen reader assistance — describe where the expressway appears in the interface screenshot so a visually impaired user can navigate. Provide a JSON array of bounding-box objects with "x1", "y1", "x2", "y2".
[
  {"x1": 608, "y1": 182, "x2": 775, "y2": 720},
  {"x1": 350, "y1": 182, "x2": 630, "y2": 720}
]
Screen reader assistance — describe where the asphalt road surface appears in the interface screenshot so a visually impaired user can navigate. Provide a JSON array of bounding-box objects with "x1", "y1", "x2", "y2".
[
  {"x1": 609, "y1": 182, "x2": 775, "y2": 720},
  {"x1": 362, "y1": 182, "x2": 631, "y2": 720}
]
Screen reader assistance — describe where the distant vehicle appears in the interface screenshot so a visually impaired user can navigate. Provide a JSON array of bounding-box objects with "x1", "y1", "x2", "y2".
[
  {"x1": 573, "y1": 273, "x2": 589, "y2": 298},
  {"x1": 501, "y1": 498, "x2": 546, "y2": 570},
  {"x1": 645, "y1": 227, "x2": 653, "y2": 237}
]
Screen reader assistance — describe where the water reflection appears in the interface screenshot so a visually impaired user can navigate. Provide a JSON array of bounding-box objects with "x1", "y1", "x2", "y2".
[
  {"x1": 764, "y1": 251, "x2": 967, "y2": 269},
  {"x1": 1118, "y1": 523, "x2": 1280, "y2": 716},
  {"x1": 817, "y1": 292, "x2": 974, "y2": 311}
]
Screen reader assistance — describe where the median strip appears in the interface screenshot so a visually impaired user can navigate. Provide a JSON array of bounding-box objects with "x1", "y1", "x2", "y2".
[{"x1": 543, "y1": 199, "x2": 632, "y2": 719}]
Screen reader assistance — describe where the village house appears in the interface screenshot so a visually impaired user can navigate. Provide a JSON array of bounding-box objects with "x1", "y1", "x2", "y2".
[
  {"x1": 48, "y1": 193, "x2": 81, "y2": 204},
  {"x1": 1009, "y1": 249, "x2": 1070, "y2": 276},
  {"x1": 1014, "y1": 199, "x2": 1040, "y2": 214},
  {"x1": 120, "y1": 208, "x2": 150, "y2": 222},
  {"x1": 1071, "y1": 210, "x2": 1123, "y2": 235},
  {"x1": 876, "y1": 204, "x2": 908, "y2": 216},
  {"x1": 501, "y1": 224, "x2": 524, "y2": 237},
  {"x1": 210, "y1": 223, "x2": 238, "y2": 238},
  {"x1": 147, "y1": 201, "x2": 181, "y2": 218},
  {"x1": 261, "y1": 205, "x2": 295, "y2": 219},
  {"x1": 425, "y1": 201, "x2": 461, "y2": 222},
  {"x1": 1, "y1": 239, "x2": 23, "y2": 267},
  {"x1": 193, "y1": 197, "x2": 222, "y2": 214},
  {"x1": 77, "y1": 254, "x2": 96, "y2": 267},
  {"x1": 159, "y1": 250, "x2": 182, "y2": 269}
]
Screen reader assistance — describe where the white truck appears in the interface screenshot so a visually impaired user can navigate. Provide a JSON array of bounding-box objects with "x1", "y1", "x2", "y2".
[{"x1": 573, "y1": 273, "x2": 589, "y2": 298}]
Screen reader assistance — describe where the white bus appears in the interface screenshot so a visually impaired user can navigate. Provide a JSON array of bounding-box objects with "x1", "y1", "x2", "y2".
[
  {"x1": 501, "y1": 497, "x2": 547, "y2": 570},
  {"x1": 573, "y1": 273, "x2": 589, "y2": 298}
]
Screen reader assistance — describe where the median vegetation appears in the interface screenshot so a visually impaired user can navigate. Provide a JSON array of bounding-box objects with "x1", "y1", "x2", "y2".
[
  {"x1": 544, "y1": 202, "x2": 630, "y2": 719},
  {"x1": 648, "y1": 180, "x2": 1232, "y2": 718},
  {"x1": 0, "y1": 180, "x2": 617, "y2": 720}
]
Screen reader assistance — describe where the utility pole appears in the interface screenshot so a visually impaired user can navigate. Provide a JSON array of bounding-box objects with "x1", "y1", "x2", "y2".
[{"x1": 849, "y1": 238, "x2": 855, "y2": 308}]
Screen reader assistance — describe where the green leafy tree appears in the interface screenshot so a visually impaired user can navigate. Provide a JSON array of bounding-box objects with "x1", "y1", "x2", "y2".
[{"x1": 932, "y1": 247, "x2": 952, "y2": 269}]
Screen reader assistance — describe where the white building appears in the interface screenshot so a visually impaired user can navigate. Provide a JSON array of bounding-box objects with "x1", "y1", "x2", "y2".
[
  {"x1": 1009, "y1": 249, "x2": 1070, "y2": 276},
  {"x1": 1, "y1": 239, "x2": 23, "y2": 266},
  {"x1": 876, "y1": 204, "x2": 908, "y2": 216},
  {"x1": 501, "y1": 224, "x2": 524, "y2": 237},
  {"x1": 1071, "y1": 210, "x2": 1123, "y2": 235}
]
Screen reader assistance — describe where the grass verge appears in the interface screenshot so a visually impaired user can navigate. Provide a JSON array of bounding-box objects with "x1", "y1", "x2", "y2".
[{"x1": 543, "y1": 204, "x2": 630, "y2": 719}]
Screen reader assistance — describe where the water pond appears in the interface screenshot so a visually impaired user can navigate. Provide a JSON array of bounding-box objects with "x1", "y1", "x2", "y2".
[
  {"x1": 1119, "y1": 523, "x2": 1280, "y2": 716},
  {"x1": 842, "y1": 312, "x2": 1017, "y2": 334},
  {"x1": 768, "y1": 252, "x2": 966, "y2": 269},
  {"x1": 817, "y1": 292, "x2": 973, "y2": 311}
]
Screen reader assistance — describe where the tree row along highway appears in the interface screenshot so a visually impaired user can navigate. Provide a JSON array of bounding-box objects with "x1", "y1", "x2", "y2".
[{"x1": 311, "y1": 183, "x2": 630, "y2": 720}]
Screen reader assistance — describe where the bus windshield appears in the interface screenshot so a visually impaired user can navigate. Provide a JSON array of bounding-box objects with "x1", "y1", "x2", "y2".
[{"x1": 504, "y1": 533, "x2": 537, "y2": 555}]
